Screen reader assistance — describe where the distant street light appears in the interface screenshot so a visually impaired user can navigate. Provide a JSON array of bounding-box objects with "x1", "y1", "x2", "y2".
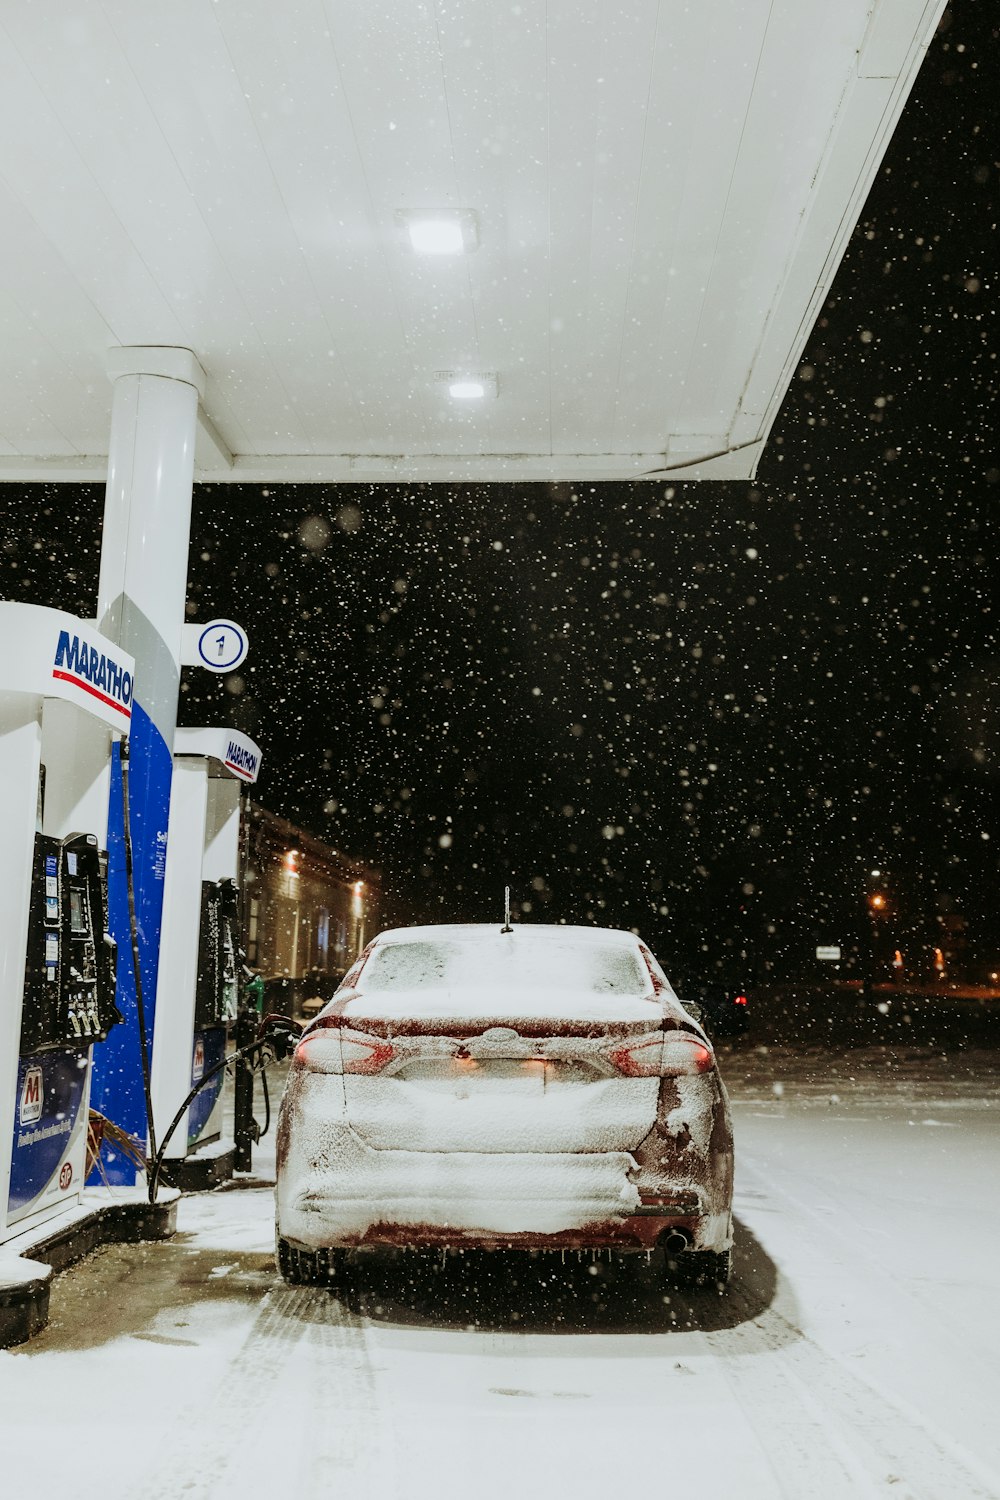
[{"x1": 862, "y1": 869, "x2": 890, "y2": 1000}]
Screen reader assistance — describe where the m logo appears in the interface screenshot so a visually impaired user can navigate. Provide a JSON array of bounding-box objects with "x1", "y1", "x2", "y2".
[{"x1": 20, "y1": 1066, "x2": 43, "y2": 1125}]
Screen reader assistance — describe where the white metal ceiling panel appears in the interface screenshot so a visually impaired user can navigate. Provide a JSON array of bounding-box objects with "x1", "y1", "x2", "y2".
[{"x1": 0, "y1": 0, "x2": 948, "y2": 483}]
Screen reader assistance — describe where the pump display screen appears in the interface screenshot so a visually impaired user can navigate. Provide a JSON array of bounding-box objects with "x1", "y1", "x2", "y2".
[{"x1": 69, "y1": 886, "x2": 89, "y2": 936}]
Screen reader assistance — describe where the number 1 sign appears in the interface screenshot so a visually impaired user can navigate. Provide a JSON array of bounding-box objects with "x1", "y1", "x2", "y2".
[{"x1": 179, "y1": 619, "x2": 249, "y2": 674}]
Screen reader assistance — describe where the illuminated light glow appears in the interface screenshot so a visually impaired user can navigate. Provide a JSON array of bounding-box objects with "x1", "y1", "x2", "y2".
[
  {"x1": 408, "y1": 218, "x2": 465, "y2": 254},
  {"x1": 295, "y1": 1029, "x2": 395, "y2": 1075},
  {"x1": 734, "y1": 994, "x2": 748, "y2": 1006},
  {"x1": 608, "y1": 1033, "x2": 713, "y2": 1078},
  {"x1": 401, "y1": 209, "x2": 478, "y2": 255},
  {"x1": 435, "y1": 370, "x2": 498, "y2": 401},
  {"x1": 608, "y1": 1036, "x2": 663, "y2": 1076},
  {"x1": 661, "y1": 1037, "x2": 714, "y2": 1075},
  {"x1": 341, "y1": 1033, "x2": 394, "y2": 1075}
]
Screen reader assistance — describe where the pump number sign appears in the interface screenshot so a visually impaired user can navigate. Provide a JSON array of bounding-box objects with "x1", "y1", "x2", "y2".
[
  {"x1": 196, "y1": 620, "x2": 247, "y2": 672},
  {"x1": 179, "y1": 618, "x2": 249, "y2": 673}
]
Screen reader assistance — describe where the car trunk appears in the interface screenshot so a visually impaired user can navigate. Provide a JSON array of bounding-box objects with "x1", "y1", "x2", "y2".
[{"x1": 334, "y1": 986, "x2": 664, "y2": 1154}]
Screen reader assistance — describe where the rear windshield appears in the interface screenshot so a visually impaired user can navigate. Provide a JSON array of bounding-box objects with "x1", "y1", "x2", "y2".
[{"x1": 360, "y1": 936, "x2": 650, "y2": 995}]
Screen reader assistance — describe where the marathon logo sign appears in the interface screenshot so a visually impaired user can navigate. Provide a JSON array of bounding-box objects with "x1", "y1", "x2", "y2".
[
  {"x1": 20, "y1": 1066, "x2": 43, "y2": 1126},
  {"x1": 224, "y1": 739, "x2": 259, "y2": 781},
  {"x1": 52, "y1": 630, "x2": 133, "y2": 721}
]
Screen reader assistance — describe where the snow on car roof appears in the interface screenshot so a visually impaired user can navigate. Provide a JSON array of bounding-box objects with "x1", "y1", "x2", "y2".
[
  {"x1": 373, "y1": 923, "x2": 644, "y2": 947},
  {"x1": 353, "y1": 924, "x2": 657, "y2": 1004}
]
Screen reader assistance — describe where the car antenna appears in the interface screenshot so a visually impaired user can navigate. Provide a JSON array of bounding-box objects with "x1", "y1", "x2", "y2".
[{"x1": 501, "y1": 885, "x2": 513, "y2": 933}]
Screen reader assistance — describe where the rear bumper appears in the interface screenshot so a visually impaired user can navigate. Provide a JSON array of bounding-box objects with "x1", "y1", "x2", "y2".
[
  {"x1": 276, "y1": 1124, "x2": 731, "y2": 1253},
  {"x1": 281, "y1": 1213, "x2": 729, "y2": 1254}
]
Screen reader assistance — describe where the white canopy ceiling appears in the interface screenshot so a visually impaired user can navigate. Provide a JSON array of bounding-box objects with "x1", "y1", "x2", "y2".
[{"x1": 0, "y1": 0, "x2": 945, "y2": 485}]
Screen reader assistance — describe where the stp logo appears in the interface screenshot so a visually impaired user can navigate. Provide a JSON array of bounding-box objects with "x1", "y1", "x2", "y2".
[
  {"x1": 20, "y1": 1066, "x2": 43, "y2": 1125},
  {"x1": 59, "y1": 1161, "x2": 73, "y2": 1191}
]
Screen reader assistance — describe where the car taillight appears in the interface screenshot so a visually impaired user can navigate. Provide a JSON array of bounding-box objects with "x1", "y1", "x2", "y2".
[
  {"x1": 734, "y1": 994, "x2": 748, "y2": 1007},
  {"x1": 608, "y1": 1033, "x2": 714, "y2": 1077},
  {"x1": 662, "y1": 1035, "x2": 714, "y2": 1075},
  {"x1": 607, "y1": 1036, "x2": 663, "y2": 1076},
  {"x1": 341, "y1": 1030, "x2": 395, "y2": 1074},
  {"x1": 294, "y1": 1028, "x2": 395, "y2": 1075},
  {"x1": 293, "y1": 1032, "x2": 342, "y2": 1073}
]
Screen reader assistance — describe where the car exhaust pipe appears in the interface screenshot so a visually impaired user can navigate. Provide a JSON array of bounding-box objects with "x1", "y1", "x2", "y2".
[{"x1": 661, "y1": 1228, "x2": 690, "y2": 1254}]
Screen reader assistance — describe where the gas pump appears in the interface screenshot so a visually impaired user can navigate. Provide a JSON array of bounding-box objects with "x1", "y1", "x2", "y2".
[
  {"x1": 149, "y1": 726, "x2": 261, "y2": 1186},
  {"x1": 0, "y1": 603, "x2": 134, "y2": 1245},
  {"x1": 187, "y1": 876, "x2": 240, "y2": 1148},
  {"x1": 19, "y1": 831, "x2": 120, "y2": 1055},
  {"x1": 194, "y1": 878, "x2": 241, "y2": 1030}
]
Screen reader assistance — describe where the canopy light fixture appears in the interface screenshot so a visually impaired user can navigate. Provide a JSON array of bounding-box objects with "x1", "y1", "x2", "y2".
[
  {"x1": 399, "y1": 209, "x2": 479, "y2": 255},
  {"x1": 435, "y1": 371, "x2": 498, "y2": 401}
]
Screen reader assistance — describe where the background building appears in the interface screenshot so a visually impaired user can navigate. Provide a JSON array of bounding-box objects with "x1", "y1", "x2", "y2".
[{"x1": 243, "y1": 802, "x2": 380, "y2": 1016}]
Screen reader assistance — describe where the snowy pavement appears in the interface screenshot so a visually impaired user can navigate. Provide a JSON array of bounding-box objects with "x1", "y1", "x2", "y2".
[{"x1": 2, "y1": 1048, "x2": 998, "y2": 1500}]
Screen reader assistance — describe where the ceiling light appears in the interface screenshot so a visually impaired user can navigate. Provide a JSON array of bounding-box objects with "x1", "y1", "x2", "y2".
[
  {"x1": 410, "y1": 219, "x2": 464, "y2": 254},
  {"x1": 435, "y1": 371, "x2": 498, "y2": 401},
  {"x1": 399, "y1": 210, "x2": 478, "y2": 255}
]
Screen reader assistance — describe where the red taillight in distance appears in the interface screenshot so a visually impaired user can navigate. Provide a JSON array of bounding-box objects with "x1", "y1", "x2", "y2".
[
  {"x1": 734, "y1": 994, "x2": 748, "y2": 1007},
  {"x1": 608, "y1": 1033, "x2": 714, "y2": 1077},
  {"x1": 294, "y1": 1027, "x2": 395, "y2": 1075}
]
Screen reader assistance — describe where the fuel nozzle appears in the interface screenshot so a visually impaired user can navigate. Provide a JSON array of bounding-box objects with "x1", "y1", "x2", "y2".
[{"x1": 255, "y1": 1013, "x2": 303, "y2": 1061}]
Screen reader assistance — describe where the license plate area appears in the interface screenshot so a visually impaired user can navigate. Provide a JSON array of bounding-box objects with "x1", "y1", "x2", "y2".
[{"x1": 393, "y1": 1056, "x2": 596, "y2": 1093}]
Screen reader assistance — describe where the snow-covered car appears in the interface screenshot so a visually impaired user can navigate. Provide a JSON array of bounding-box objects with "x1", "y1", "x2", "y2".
[{"x1": 275, "y1": 923, "x2": 734, "y2": 1286}]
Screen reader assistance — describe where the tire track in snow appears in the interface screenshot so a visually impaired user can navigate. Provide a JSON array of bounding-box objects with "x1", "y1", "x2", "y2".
[
  {"x1": 139, "y1": 1285, "x2": 307, "y2": 1499},
  {"x1": 291, "y1": 1281, "x2": 399, "y2": 1499},
  {"x1": 736, "y1": 1134, "x2": 1000, "y2": 1388},
  {"x1": 139, "y1": 1281, "x2": 386, "y2": 1500},
  {"x1": 698, "y1": 1283, "x2": 884, "y2": 1500},
  {"x1": 720, "y1": 1156, "x2": 1000, "y2": 1499},
  {"x1": 709, "y1": 1289, "x2": 1000, "y2": 1500}
]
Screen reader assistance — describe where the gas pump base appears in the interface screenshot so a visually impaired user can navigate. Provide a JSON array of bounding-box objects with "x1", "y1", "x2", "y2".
[
  {"x1": 0, "y1": 1185, "x2": 178, "y2": 1348},
  {"x1": 159, "y1": 1138, "x2": 237, "y2": 1193}
]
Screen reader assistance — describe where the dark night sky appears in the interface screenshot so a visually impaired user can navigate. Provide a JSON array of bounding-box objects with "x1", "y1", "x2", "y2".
[{"x1": 2, "y1": 4, "x2": 996, "y2": 979}]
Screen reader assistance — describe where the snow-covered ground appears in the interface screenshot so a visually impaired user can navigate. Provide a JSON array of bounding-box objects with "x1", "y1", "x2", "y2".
[{"x1": 2, "y1": 1047, "x2": 998, "y2": 1500}]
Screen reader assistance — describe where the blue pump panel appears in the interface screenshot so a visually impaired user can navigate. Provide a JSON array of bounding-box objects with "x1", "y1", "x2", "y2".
[
  {"x1": 8, "y1": 1046, "x2": 89, "y2": 1224},
  {"x1": 89, "y1": 714, "x2": 172, "y2": 1184},
  {"x1": 188, "y1": 1028, "x2": 227, "y2": 1147}
]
